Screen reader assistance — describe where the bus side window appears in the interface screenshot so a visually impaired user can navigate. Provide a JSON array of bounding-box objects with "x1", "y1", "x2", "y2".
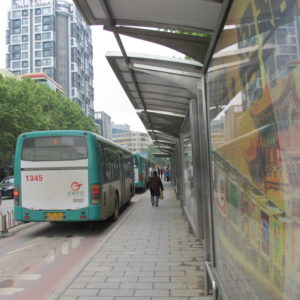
[
  {"x1": 124, "y1": 158, "x2": 129, "y2": 177},
  {"x1": 125, "y1": 156, "x2": 133, "y2": 177},
  {"x1": 114, "y1": 154, "x2": 120, "y2": 180},
  {"x1": 97, "y1": 141, "x2": 102, "y2": 173},
  {"x1": 129, "y1": 157, "x2": 133, "y2": 177},
  {"x1": 102, "y1": 150, "x2": 111, "y2": 183}
]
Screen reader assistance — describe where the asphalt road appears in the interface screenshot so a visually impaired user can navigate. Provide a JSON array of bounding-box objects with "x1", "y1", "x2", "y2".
[{"x1": 0, "y1": 195, "x2": 139, "y2": 300}]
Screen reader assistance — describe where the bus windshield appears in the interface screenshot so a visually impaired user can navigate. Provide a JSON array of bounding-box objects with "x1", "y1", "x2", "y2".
[{"x1": 21, "y1": 136, "x2": 87, "y2": 161}]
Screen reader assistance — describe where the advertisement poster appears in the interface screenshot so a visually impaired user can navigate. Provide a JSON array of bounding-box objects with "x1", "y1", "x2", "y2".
[
  {"x1": 229, "y1": 180, "x2": 240, "y2": 227},
  {"x1": 261, "y1": 211, "x2": 270, "y2": 256},
  {"x1": 216, "y1": 167, "x2": 227, "y2": 215},
  {"x1": 209, "y1": 0, "x2": 300, "y2": 298}
]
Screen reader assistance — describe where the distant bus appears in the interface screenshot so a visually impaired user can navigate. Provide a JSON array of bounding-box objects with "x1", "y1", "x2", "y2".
[
  {"x1": 14, "y1": 130, "x2": 134, "y2": 222},
  {"x1": 133, "y1": 153, "x2": 151, "y2": 191}
]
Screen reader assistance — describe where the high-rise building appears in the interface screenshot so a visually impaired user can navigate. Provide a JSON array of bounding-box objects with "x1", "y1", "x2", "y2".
[
  {"x1": 112, "y1": 122, "x2": 130, "y2": 134},
  {"x1": 95, "y1": 111, "x2": 112, "y2": 140},
  {"x1": 6, "y1": 0, "x2": 94, "y2": 117}
]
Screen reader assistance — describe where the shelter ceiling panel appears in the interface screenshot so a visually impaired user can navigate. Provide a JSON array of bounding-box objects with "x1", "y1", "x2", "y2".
[
  {"x1": 126, "y1": 73, "x2": 178, "y2": 87},
  {"x1": 131, "y1": 66, "x2": 200, "y2": 97},
  {"x1": 106, "y1": 52, "x2": 200, "y2": 144},
  {"x1": 139, "y1": 92, "x2": 189, "y2": 102},
  {"x1": 154, "y1": 140, "x2": 176, "y2": 146},
  {"x1": 139, "y1": 111, "x2": 184, "y2": 138},
  {"x1": 75, "y1": 0, "x2": 222, "y2": 32},
  {"x1": 153, "y1": 142, "x2": 174, "y2": 151},
  {"x1": 140, "y1": 105, "x2": 187, "y2": 116},
  {"x1": 113, "y1": 58, "x2": 131, "y2": 72},
  {"x1": 110, "y1": 52, "x2": 202, "y2": 74},
  {"x1": 133, "y1": 99, "x2": 188, "y2": 109},
  {"x1": 149, "y1": 131, "x2": 177, "y2": 144},
  {"x1": 129, "y1": 58, "x2": 202, "y2": 75},
  {"x1": 137, "y1": 99, "x2": 188, "y2": 110},
  {"x1": 127, "y1": 83, "x2": 192, "y2": 99},
  {"x1": 152, "y1": 152, "x2": 171, "y2": 157},
  {"x1": 130, "y1": 92, "x2": 190, "y2": 105},
  {"x1": 155, "y1": 148, "x2": 173, "y2": 154}
]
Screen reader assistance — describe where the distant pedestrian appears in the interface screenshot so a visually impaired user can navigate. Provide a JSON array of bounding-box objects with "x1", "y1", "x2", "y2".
[
  {"x1": 165, "y1": 167, "x2": 170, "y2": 181},
  {"x1": 157, "y1": 167, "x2": 161, "y2": 177},
  {"x1": 147, "y1": 171, "x2": 164, "y2": 207}
]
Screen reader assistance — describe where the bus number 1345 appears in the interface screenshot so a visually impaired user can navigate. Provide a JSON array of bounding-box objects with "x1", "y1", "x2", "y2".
[{"x1": 26, "y1": 175, "x2": 43, "y2": 182}]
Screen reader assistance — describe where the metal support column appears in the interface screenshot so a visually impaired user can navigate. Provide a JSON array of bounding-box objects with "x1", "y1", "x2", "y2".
[
  {"x1": 197, "y1": 77, "x2": 216, "y2": 294},
  {"x1": 189, "y1": 98, "x2": 204, "y2": 240}
]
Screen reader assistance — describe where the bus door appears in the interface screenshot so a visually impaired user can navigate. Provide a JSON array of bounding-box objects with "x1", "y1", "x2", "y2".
[{"x1": 118, "y1": 153, "x2": 126, "y2": 205}]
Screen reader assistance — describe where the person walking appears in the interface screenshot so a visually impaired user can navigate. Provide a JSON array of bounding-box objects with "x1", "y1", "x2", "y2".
[
  {"x1": 165, "y1": 167, "x2": 170, "y2": 181},
  {"x1": 147, "y1": 171, "x2": 164, "y2": 207}
]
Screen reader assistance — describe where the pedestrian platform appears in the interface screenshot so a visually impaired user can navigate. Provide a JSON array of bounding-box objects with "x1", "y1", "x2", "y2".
[{"x1": 52, "y1": 182, "x2": 213, "y2": 300}]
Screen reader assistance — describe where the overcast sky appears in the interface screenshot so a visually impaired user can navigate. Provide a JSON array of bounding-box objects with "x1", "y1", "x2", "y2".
[{"x1": 0, "y1": 0, "x2": 184, "y2": 132}]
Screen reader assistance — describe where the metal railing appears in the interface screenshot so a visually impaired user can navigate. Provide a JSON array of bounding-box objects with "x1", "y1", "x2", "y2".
[{"x1": 0, "y1": 209, "x2": 22, "y2": 236}]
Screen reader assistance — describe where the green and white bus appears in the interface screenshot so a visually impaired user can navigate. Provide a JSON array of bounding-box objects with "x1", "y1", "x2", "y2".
[
  {"x1": 14, "y1": 130, "x2": 134, "y2": 222},
  {"x1": 133, "y1": 153, "x2": 151, "y2": 191}
]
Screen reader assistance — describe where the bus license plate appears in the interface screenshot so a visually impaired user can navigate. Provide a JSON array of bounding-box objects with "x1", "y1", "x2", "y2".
[{"x1": 46, "y1": 212, "x2": 64, "y2": 220}]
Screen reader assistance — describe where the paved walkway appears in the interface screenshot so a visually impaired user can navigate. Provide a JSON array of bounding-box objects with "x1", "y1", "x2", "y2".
[{"x1": 52, "y1": 182, "x2": 212, "y2": 300}]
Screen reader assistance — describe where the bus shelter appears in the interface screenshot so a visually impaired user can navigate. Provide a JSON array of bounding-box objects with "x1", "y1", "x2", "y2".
[
  {"x1": 106, "y1": 51, "x2": 205, "y2": 240},
  {"x1": 73, "y1": 1, "x2": 300, "y2": 299}
]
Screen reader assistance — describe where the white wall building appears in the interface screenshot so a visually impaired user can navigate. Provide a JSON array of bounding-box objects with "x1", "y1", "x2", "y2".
[{"x1": 112, "y1": 131, "x2": 152, "y2": 153}]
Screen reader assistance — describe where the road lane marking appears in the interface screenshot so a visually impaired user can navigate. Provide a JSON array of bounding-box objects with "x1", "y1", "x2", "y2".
[
  {"x1": 5, "y1": 238, "x2": 45, "y2": 256},
  {"x1": 5, "y1": 244, "x2": 36, "y2": 255},
  {"x1": 15, "y1": 274, "x2": 41, "y2": 280},
  {"x1": 0, "y1": 288, "x2": 24, "y2": 295},
  {"x1": 61, "y1": 241, "x2": 69, "y2": 255},
  {"x1": 46, "y1": 249, "x2": 55, "y2": 264},
  {"x1": 71, "y1": 237, "x2": 82, "y2": 249},
  {"x1": 0, "y1": 274, "x2": 41, "y2": 280}
]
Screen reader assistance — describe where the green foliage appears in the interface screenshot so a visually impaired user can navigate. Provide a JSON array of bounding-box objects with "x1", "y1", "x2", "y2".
[
  {"x1": 159, "y1": 28, "x2": 211, "y2": 38},
  {"x1": 0, "y1": 75, "x2": 98, "y2": 165},
  {"x1": 141, "y1": 143, "x2": 170, "y2": 168},
  {"x1": 158, "y1": 28, "x2": 211, "y2": 60}
]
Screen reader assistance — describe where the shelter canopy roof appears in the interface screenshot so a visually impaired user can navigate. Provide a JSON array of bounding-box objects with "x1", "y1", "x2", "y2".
[
  {"x1": 73, "y1": 0, "x2": 226, "y2": 64},
  {"x1": 73, "y1": 0, "x2": 222, "y2": 31},
  {"x1": 73, "y1": 0, "x2": 229, "y2": 153},
  {"x1": 106, "y1": 52, "x2": 202, "y2": 153}
]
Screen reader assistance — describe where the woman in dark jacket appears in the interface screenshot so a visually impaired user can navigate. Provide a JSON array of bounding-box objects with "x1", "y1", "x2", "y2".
[{"x1": 147, "y1": 171, "x2": 164, "y2": 207}]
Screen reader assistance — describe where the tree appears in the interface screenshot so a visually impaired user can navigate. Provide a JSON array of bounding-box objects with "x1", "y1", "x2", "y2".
[
  {"x1": 141, "y1": 144, "x2": 170, "y2": 168},
  {"x1": 0, "y1": 75, "x2": 98, "y2": 173}
]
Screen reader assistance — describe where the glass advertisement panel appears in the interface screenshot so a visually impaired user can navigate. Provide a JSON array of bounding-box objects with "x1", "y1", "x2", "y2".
[
  {"x1": 208, "y1": 1, "x2": 300, "y2": 299},
  {"x1": 182, "y1": 116, "x2": 198, "y2": 233}
]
